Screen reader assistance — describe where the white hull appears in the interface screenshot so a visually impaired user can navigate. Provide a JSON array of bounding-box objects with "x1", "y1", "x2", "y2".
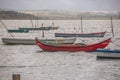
[
  {"x1": 97, "y1": 53, "x2": 120, "y2": 59},
  {"x1": 2, "y1": 38, "x2": 76, "y2": 45}
]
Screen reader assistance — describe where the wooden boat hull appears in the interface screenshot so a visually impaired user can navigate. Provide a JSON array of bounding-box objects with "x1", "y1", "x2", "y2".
[
  {"x1": 2, "y1": 38, "x2": 76, "y2": 45},
  {"x1": 35, "y1": 38, "x2": 111, "y2": 51},
  {"x1": 8, "y1": 29, "x2": 29, "y2": 33},
  {"x1": 2, "y1": 38, "x2": 35, "y2": 45},
  {"x1": 55, "y1": 32, "x2": 106, "y2": 37}
]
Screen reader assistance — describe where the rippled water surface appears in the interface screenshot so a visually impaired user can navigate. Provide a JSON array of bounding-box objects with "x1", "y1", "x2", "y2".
[{"x1": 0, "y1": 20, "x2": 120, "y2": 80}]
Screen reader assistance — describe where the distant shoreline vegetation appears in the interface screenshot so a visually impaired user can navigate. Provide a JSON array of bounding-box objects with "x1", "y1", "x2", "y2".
[{"x1": 0, "y1": 10, "x2": 120, "y2": 20}]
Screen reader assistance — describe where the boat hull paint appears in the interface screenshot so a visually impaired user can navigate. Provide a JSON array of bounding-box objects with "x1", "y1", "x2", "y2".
[
  {"x1": 96, "y1": 49, "x2": 120, "y2": 59},
  {"x1": 8, "y1": 29, "x2": 29, "y2": 33},
  {"x1": 55, "y1": 32, "x2": 106, "y2": 37},
  {"x1": 97, "y1": 53, "x2": 120, "y2": 59},
  {"x1": 2, "y1": 38, "x2": 76, "y2": 45},
  {"x1": 2, "y1": 38, "x2": 35, "y2": 45},
  {"x1": 36, "y1": 37, "x2": 111, "y2": 52},
  {"x1": 96, "y1": 49, "x2": 120, "y2": 53},
  {"x1": 19, "y1": 26, "x2": 59, "y2": 31}
]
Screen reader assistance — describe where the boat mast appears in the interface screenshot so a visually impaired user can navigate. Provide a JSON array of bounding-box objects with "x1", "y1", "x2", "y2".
[
  {"x1": 0, "y1": 19, "x2": 14, "y2": 38},
  {"x1": 110, "y1": 16, "x2": 114, "y2": 37},
  {"x1": 31, "y1": 12, "x2": 34, "y2": 28},
  {"x1": 119, "y1": 12, "x2": 120, "y2": 19},
  {"x1": 118, "y1": 11, "x2": 120, "y2": 19},
  {"x1": 30, "y1": 19, "x2": 34, "y2": 28},
  {"x1": 37, "y1": 13, "x2": 39, "y2": 28},
  {"x1": 81, "y1": 16, "x2": 83, "y2": 34},
  {"x1": 41, "y1": 23, "x2": 44, "y2": 37},
  {"x1": 35, "y1": 13, "x2": 39, "y2": 28},
  {"x1": 52, "y1": 21, "x2": 54, "y2": 28}
]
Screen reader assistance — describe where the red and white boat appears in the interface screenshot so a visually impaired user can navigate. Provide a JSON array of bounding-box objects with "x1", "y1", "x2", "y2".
[{"x1": 35, "y1": 37, "x2": 111, "y2": 52}]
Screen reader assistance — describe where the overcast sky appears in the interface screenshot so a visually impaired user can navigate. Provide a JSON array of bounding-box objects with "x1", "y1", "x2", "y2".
[{"x1": 0, "y1": 0, "x2": 120, "y2": 11}]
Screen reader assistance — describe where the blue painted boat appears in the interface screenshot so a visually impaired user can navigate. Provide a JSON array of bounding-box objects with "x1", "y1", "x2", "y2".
[
  {"x1": 8, "y1": 29, "x2": 29, "y2": 33},
  {"x1": 96, "y1": 49, "x2": 120, "y2": 53},
  {"x1": 55, "y1": 31, "x2": 106, "y2": 37},
  {"x1": 96, "y1": 49, "x2": 120, "y2": 59}
]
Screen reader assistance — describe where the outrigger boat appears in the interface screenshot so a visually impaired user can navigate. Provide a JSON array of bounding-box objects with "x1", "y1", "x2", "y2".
[
  {"x1": 35, "y1": 38, "x2": 111, "y2": 51},
  {"x1": 2, "y1": 37, "x2": 76, "y2": 45}
]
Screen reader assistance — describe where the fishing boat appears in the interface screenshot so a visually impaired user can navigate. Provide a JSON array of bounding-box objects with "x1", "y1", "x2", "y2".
[
  {"x1": 96, "y1": 49, "x2": 120, "y2": 53},
  {"x1": 19, "y1": 22, "x2": 59, "y2": 31},
  {"x1": 19, "y1": 27, "x2": 50, "y2": 30},
  {"x1": 96, "y1": 49, "x2": 120, "y2": 59},
  {"x1": 2, "y1": 37, "x2": 76, "y2": 45},
  {"x1": 0, "y1": 19, "x2": 29, "y2": 33},
  {"x1": 2, "y1": 38, "x2": 34, "y2": 45},
  {"x1": 19, "y1": 26, "x2": 59, "y2": 31},
  {"x1": 35, "y1": 37, "x2": 111, "y2": 51},
  {"x1": 55, "y1": 17, "x2": 105, "y2": 38},
  {"x1": 55, "y1": 31, "x2": 106, "y2": 37},
  {"x1": 8, "y1": 29, "x2": 29, "y2": 33}
]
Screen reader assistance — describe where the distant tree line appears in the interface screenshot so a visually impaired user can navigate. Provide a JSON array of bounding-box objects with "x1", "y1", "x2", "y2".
[
  {"x1": 0, "y1": 10, "x2": 120, "y2": 20},
  {"x1": 0, "y1": 10, "x2": 79, "y2": 20},
  {"x1": 0, "y1": 10, "x2": 38, "y2": 19}
]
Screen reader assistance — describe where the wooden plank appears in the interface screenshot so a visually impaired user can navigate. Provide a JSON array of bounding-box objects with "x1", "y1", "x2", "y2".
[{"x1": 13, "y1": 74, "x2": 20, "y2": 80}]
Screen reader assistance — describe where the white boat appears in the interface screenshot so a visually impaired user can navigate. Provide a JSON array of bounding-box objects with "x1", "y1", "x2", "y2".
[
  {"x1": 97, "y1": 53, "x2": 120, "y2": 59},
  {"x1": 2, "y1": 37, "x2": 76, "y2": 45}
]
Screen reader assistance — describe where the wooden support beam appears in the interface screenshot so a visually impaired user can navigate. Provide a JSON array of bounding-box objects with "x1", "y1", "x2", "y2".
[{"x1": 12, "y1": 74, "x2": 20, "y2": 80}]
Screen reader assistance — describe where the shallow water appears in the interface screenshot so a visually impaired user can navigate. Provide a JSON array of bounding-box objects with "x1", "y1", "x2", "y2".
[{"x1": 0, "y1": 20, "x2": 120, "y2": 80}]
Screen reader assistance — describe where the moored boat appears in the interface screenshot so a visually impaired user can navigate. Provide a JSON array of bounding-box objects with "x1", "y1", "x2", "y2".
[
  {"x1": 35, "y1": 37, "x2": 111, "y2": 51},
  {"x1": 8, "y1": 29, "x2": 29, "y2": 33},
  {"x1": 19, "y1": 27, "x2": 50, "y2": 30},
  {"x1": 96, "y1": 49, "x2": 120, "y2": 59},
  {"x1": 97, "y1": 53, "x2": 120, "y2": 59},
  {"x1": 2, "y1": 37, "x2": 76, "y2": 45},
  {"x1": 2, "y1": 38, "x2": 35, "y2": 45},
  {"x1": 55, "y1": 31, "x2": 106, "y2": 37},
  {"x1": 96, "y1": 49, "x2": 120, "y2": 53},
  {"x1": 19, "y1": 21, "x2": 59, "y2": 31},
  {"x1": 19, "y1": 26, "x2": 59, "y2": 31}
]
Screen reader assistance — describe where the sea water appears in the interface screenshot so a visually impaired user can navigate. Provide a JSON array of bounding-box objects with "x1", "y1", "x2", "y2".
[{"x1": 0, "y1": 20, "x2": 120, "y2": 80}]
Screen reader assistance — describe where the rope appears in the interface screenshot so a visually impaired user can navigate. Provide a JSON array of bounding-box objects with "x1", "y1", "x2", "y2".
[
  {"x1": 111, "y1": 40, "x2": 120, "y2": 47},
  {"x1": 0, "y1": 19, "x2": 14, "y2": 38}
]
